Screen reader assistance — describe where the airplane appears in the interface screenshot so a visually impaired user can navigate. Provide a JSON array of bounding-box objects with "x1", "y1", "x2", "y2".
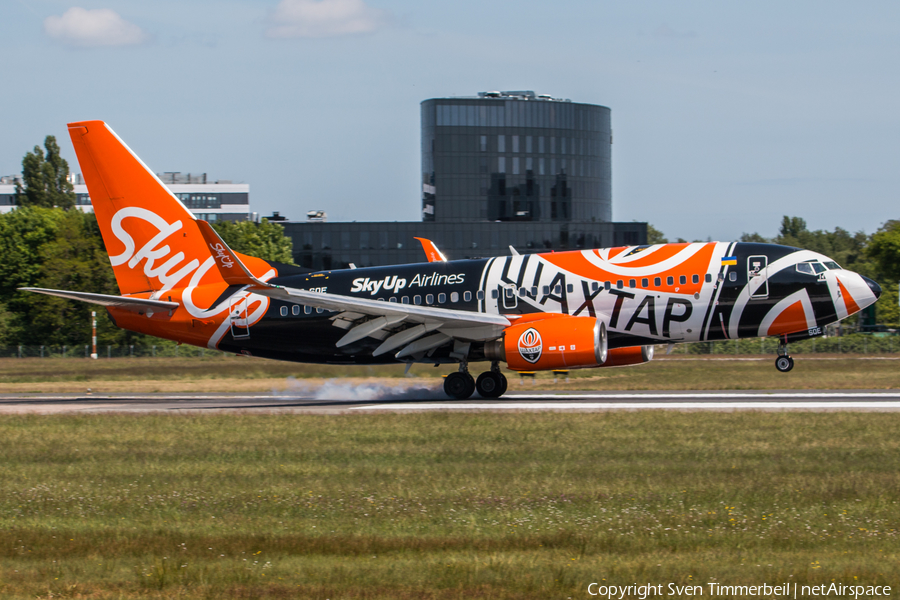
[{"x1": 22, "y1": 121, "x2": 882, "y2": 399}]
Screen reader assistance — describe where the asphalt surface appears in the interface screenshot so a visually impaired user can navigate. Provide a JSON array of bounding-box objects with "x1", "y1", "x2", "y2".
[{"x1": 1, "y1": 389, "x2": 900, "y2": 413}]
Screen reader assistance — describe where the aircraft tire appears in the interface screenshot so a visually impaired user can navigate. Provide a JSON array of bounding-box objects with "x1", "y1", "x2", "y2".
[
  {"x1": 444, "y1": 372, "x2": 475, "y2": 400},
  {"x1": 498, "y1": 372, "x2": 508, "y2": 396},
  {"x1": 476, "y1": 372, "x2": 504, "y2": 398},
  {"x1": 775, "y1": 356, "x2": 794, "y2": 372}
]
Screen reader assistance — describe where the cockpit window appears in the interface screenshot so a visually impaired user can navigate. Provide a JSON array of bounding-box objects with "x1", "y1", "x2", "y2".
[
  {"x1": 796, "y1": 262, "x2": 814, "y2": 275},
  {"x1": 824, "y1": 261, "x2": 841, "y2": 270},
  {"x1": 797, "y1": 260, "x2": 828, "y2": 275}
]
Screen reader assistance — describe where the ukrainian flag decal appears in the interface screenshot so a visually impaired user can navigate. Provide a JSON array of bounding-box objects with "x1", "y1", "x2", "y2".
[{"x1": 721, "y1": 256, "x2": 738, "y2": 266}]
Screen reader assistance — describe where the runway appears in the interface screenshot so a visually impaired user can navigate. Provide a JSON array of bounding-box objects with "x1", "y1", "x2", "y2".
[{"x1": 1, "y1": 389, "x2": 900, "y2": 413}]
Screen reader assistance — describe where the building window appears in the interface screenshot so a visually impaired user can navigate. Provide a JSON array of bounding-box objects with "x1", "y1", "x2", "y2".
[
  {"x1": 526, "y1": 136, "x2": 533, "y2": 153},
  {"x1": 480, "y1": 135, "x2": 487, "y2": 152},
  {"x1": 498, "y1": 157, "x2": 506, "y2": 174},
  {"x1": 512, "y1": 157, "x2": 520, "y2": 175},
  {"x1": 538, "y1": 136, "x2": 545, "y2": 153},
  {"x1": 498, "y1": 135, "x2": 505, "y2": 153},
  {"x1": 512, "y1": 135, "x2": 519, "y2": 153},
  {"x1": 539, "y1": 158, "x2": 545, "y2": 175}
]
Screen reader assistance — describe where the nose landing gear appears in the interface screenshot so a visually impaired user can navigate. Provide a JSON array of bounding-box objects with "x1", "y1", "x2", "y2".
[
  {"x1": 775, "y1": 341, "x2": 794, "y2": 372},
  {"x1": 443, "y1": 361, "x2": 509, "y2": 399}
]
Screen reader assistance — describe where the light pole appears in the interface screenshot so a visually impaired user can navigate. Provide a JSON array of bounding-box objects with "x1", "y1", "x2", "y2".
[{"x1": 91, "y1": 311, "x2": 98, "y2": 359}]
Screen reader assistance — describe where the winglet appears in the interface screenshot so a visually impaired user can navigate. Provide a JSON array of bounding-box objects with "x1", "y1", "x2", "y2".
[
  {"x1": 414, "y1": 237, "x2": 447, "y2": 262},
  {"x1": 195, "y1": 220, "x2": 275, "y2": 288}
]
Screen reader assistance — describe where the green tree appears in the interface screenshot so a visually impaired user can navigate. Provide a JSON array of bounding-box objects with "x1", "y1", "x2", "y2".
[
  {"x1": 740, "y1": 232, "x2": 769, "y2": 243},
  {"x1": 0, "y1": 206, "x2": 66, "y2": 303},
  {"x1": 25, "y1": 210, "x2": 145, "y2": 347},
  {"x1": 16, "y1": 136, "x2": 76, "y2": 209},
  {"x1": 868, "y1": 220, "x2": 900, "y2": 282},
  {"x1": 211, "y1": 218, "x2": 295, "y2": 264},
  {"x1": 646, "y1": 224, "x2": 668, "y2": 244}
]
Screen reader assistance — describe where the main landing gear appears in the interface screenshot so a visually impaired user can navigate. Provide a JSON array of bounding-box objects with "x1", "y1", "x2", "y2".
[
  {"x1": 775, "y1": 340, "x2": 794, "y2": 373},
  {"x1": 443, "y1": 361, "x2": 508, "y2": 400}
]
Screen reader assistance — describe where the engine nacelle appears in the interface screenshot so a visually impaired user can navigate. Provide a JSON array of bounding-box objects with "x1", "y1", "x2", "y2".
[
  {"x1": 595, "y1": 345, "x2": 654, "y2": 367},
  {"x1": 485, "y1": 316, "x2": 608, "y2": 371}
]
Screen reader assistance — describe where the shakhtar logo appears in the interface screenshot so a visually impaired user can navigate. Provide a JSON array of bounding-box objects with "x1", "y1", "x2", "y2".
[{"x1": 517, "y1": 328, "x2": 542, "y2": 364}]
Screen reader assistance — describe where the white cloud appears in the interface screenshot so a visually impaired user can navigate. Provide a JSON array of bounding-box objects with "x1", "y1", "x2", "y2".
[
  {"x1": 44, "y1": 7, "x2": 149, "y2": 48},
  {"x1": 266, "y1": 0, "x2": 388, "y2": 39}
]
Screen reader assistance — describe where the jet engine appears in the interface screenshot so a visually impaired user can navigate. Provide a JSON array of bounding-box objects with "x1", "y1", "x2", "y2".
[
  {"x1": 485, "y1": 316, "x2": 608, "y2": 371},
  {"x1": 595, "y1": 345, "x2": 654, "y2": 367}
]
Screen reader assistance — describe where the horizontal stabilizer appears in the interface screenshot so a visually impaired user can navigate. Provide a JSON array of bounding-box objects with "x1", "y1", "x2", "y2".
[
  {"x1": 20, "y1": 288, "x2": 179, "y2": 313},
  {"x1": 195, "y1": 220, "x2": 271, "y2": 287}
]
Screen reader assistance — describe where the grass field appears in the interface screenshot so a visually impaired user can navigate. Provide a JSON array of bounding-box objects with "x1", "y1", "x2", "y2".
[
  {"x1": 0, "y1": 354, "x2": 898, "y2": 393},
  {"x1": 1, "y1": 412, "x2": 898, "y2": 599}
]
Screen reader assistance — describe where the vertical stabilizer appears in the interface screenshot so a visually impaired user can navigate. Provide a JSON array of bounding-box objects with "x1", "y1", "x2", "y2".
[{"x1": 68, "y1": 121, "x2": 211, "y2": 295}]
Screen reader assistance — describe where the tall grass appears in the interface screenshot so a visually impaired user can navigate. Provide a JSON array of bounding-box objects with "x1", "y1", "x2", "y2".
[{"x1": 0, "y1": 412, "x2": 898, "y2": 598}]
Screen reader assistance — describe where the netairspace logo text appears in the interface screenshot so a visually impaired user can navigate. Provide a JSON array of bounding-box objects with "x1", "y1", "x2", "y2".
[{"x1": 587, "y1": 582, "x2": 892, "y2": 599}]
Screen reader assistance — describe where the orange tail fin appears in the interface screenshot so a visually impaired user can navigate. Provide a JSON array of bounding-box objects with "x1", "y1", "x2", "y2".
[{"x1": 68, "y1": 121, "x2": 216, "y2": 295}]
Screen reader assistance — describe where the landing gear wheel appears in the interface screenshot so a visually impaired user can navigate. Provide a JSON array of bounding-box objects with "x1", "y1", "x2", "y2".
[
  {"x1": 444, "y1": 372, "x2": 475, "y2": 399},
  {"x1": 498, "y1": 372, "x2": 508, "y2": 396},
  {"x1": 775, "y1": 355, "x2": 794, "y2": 373},
  {"x1": 476, "y1": 372, "x2": 504, "y2": 398}
]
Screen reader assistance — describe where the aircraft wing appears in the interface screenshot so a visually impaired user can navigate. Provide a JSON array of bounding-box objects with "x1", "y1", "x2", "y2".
[
  {"x1": 19, "y1": 288, "x2": 179, "y2": 313},
  {"x1": 252, "y1": 285, "x2": 509, "y2": 357},
  {"x1": 414, "y1": 237, "x2": 448, "y2": 262}
]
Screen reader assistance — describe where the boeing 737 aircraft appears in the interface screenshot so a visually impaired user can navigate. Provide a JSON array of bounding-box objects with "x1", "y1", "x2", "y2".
[{"x1": 22, "y1": 121, "x2": 882, "y2": 399}]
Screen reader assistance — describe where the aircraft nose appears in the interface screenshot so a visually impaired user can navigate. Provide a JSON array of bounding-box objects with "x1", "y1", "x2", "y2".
[{"x1": 862, "y1": 276, "x2": 882, "y2": 299}]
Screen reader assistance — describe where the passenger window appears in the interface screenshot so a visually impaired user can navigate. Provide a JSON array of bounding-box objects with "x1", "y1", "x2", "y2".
[
  {"x1": 679, "y1": 275, "x2": 687, "y2": 285},
  {"x1": 531, "y1": 286, "x2": 538, "y2": 296},
  {"x1": 567, "y1": 284, "x2": 574, "y2": 293},
  {"x1": 450, "y1": 292, "x2": 458, "y2": 302},
  {"x1": 389, "y1": 297, "x2": 398, "y2": 303},
  {"x1": 505, "y1": 287, "x2": 514, "y2": 298},
  {"x1": 543, "y1": 285, "x2": 550, "y2": 295},
  {"x1": 518, "y1": 287, "x2": 527, "y2": 297},
  {"x1": 426, "y1": 294, "x2": 434, "y2": 304},
  {"x1": 705, "y1": 273, "x2": 712, "y2": 283},
  {"x1": 641, "y1": 278, "x2": 649, "y2": 288},
  {"x1": 292, "y1": 305, "x2": 300, "y2": 315},
  {"x1": 402, "y1": 296, "x2": 410, "y2": 304},
  {"x1": 592, "y1": 281, "x2": 599, "y2": 292},
  {"x1": 280, "y1": 306, "x2": 288, "y2": 317},
  {"x1": 554, "y1": 285, "x2": 562, "y2": 294},
  {"x1": 476, "y1": 290, "x2": 483, "y2": 301},
  {"x1": 717, "y1": 273, "x2": 724, "y2": 282},
  {"x1": 667, "y1": 276, "x2": 674, "y2": 286},
  {"x1": 654, "y1": 277, "x2": 661, "y2": 287},
  {"x1": 491, "y1": 289, "x2": 499, "y2": 299},
  {"x1": 438, "y1": 293, "x2": 446, "y2": 303},
  {"x1": 316, "y1": 307, "x2": 324, "y2": 313},
  {"x1": 691, "y1": 274, "x2": 699, "y2": 284},
  {"x1": 616, "y1": 280, "x2": 623, "y2": 289},
  {"x1": 464, "y1": 291, "x2": 473, "y2": 302},
  {"x1": 304, "y1": 305, "x2": 312, "y2": 314},
  {"x1": 414, "y1": 295, "x2": 422, "y2": 305},
  {"x1": 604, "y1": 281, "x2": 611, "y2": 290},
  {"x1": 629, "y1": 279, "x2": 636, "y2": 288},
  {"x1": 729, "y1": 272, "x2": 737, "y2": 282}
]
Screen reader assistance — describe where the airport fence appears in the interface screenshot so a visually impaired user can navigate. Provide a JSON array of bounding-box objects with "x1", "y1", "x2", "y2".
[
  {"x1": 0, "y1": 333, "x2": 896, "y2": 359},
  {"x1": 662, "y1": 333, "x2": 898, "y2": 355},
  {"x1": 0, "y1": 344, "x2": 224, "y2": 359}
]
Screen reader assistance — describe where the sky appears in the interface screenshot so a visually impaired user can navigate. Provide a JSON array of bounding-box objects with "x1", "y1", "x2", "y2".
[{"x1": 2, "y1": 0, "x2": 899, "y2": 242}]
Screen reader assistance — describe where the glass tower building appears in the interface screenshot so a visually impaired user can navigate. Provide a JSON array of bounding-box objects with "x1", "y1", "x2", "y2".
[{"x1": 421, "y1": 91, "x2": 611, "y2": 223}]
